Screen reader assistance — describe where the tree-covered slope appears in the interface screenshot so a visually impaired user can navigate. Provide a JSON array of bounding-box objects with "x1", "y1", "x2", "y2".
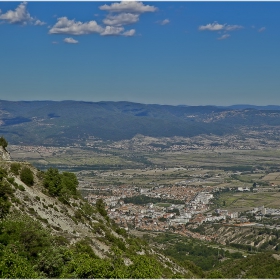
[{"x1": 215, "y1": 252, "x2": 280, "y2": 278}]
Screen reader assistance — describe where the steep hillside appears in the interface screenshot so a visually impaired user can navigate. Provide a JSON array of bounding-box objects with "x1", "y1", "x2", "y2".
[
  {"x1": 204, "y1": 224, "x2": 278, "y2": 250},
  {"x1": 0, "y1": 152, "x2": 197, "y2": 278}
]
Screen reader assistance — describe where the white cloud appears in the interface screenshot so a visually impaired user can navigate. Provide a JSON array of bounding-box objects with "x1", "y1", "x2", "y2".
[
  {"x1": 122, "y1": 29, "x2": 136, "y2": 36},
  {"x1": 199, "y1": 22, "x2": 243, "y2": 32},
  {"x1": 34, "y1": 19, "x2": 46, "y2": 26},
  {"x1": 258, "y1": 27, "x2": 266, "y2": 32},
  {"x1": 0, "y1": 2, "x2": 33, "y2": 24},
  {"x1": 159, "y1": 19, "x2": 170, "y2": 25},
  {"x1": 103, "y1": 13, "x2": 139, "y2": 26},
  {"x1": 217, "y1": 34, "x2": 230, "y2": 40},
  {"x1": 49, "y1": 17, "x2": 104, "y2": 35},
  {"x1": 99, "y1": 1, "x2": 157, "y2": 14},
  {"x1": 101, "y1": 26, "x2": 124, "y2": 36},
  {"x1": 0, "y1": 2, "x2": 46, "y2": 26},
  {"x1": 225, "y1": 24, "x2": 243, "y2": 31},
  {"x1": 199, "y1": 22, "x2": 224, "y2": 31},
  {"x1": 64, "y1": 37, "x2": 78, "y2": 44}
]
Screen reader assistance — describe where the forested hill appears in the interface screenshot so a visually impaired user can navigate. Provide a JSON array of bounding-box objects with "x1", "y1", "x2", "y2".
[{"x1": 1, "y1": 100, "x2": 280, "y2": 145}]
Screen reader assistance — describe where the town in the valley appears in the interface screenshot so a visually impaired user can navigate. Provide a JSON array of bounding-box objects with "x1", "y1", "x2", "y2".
[
  {"x1": 9, "y1": 141, "x2": 280, "y2": 241},
  {"x1": 81, "y1": 173, "x2": 280, "y2": 240}
]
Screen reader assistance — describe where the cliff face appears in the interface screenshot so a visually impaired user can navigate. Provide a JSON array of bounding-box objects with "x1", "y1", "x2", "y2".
[{"x1": 0, "y1": 146, "x2": 10, "y2": 161}]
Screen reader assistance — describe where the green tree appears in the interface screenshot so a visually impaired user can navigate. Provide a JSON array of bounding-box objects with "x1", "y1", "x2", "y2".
[
  {"x1": 96, "y1": 199, "x2": 107, "y2": 217},
  {"x1": 61, "y1": 172, "x2": 78, "y2": 196},
  {"x1": 43, "y1": 168, "x2": 79, "y2": 203},
  {"x1": 0, "y1": 197, "x2": 11, "y2": 220},
  {"x1": 10, "y1": 163, "x2": 21, "y2": 176},
  {"x1": 61, "y1": 253, "x2": 114, "y2": 278},
  {"x1": 0, "y1": 136, "x2": 8, "y2": 151},
  {"x1": 207, "y1": 269, "x2": 224, "y2": 278},
  {"x1": 35, "y1": 247, "x2": 70, "y2": 277},
  {"x1": 0, "y1": 168, "x2": 7, "y2": 181},
  {"x1": 0, "y1": 247, "x2": 39, "y2": 278},
  {"x1": 0, "y1": 180, "x2": 13, "y2": 219},
  {"x1": 0, "y1": 214, "x2": 52, "y2": 259},
  {"x1": 43, "y1": 168, "x2": 62, "y2": 196},
  {"x1": 59, "y1": 172, "x2": 79, "y2": 203},
  {"x1": 128, "y1": 255, "x2": 162, "y2": 278},
  {"x1": 20, "y1": 167, "x2": 34, "y2": 187}
]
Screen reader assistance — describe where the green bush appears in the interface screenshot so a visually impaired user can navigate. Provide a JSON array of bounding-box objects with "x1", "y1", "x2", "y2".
[
  {"x1": 0, "y1": 214, "x2": 52, "y2": 259},
  {"x1": 20, "y1": 167, "x2": 34, "y2": 187},
  {"x1": 34, "y1": 247, "x2": 68, "y2": 277},
  {"x1": 96, "y1": 199, "x2": 107, "y2": 217},
  {"x1": 0, "y1": 136, "x2": 8, "y2": 150},
  {"x1": 43, "y1": 168, "x2": 61, "y2": 196},
  {"x1": 0, "y1": 181, "x2": 14, "y2": 219},
  {"x1": 10, "y1": 163, "x2": 21, "y2": 176},
  {"x1": 7, "y1": 177, "x2": 15, "y2": 184},
  {"x1": 0, "y1": 197, "x2": 11, "y2": 219},
  {"x1": 115, "y1": 227, "x2": 128, "y2": 237},
  {"x1": 15, "y1": 184, "x2": 25, "y2": 191},
  {"x1": 0, "y1": 168, "x2": 7, "y2": 181},
  {"x1": 128, "y1": 255, "x2": 162, "y2": 278},
  {"x1": 43, "y1": 168, "x2": 78, "y2": 202},
  {"x1": 0, "y1": 247, "x2": 39, "y2": 278}
]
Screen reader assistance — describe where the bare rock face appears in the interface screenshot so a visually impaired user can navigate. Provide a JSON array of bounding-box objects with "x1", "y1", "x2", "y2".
[{"x1": 0, "y1": 146, "x2": 11, "y2": 161}]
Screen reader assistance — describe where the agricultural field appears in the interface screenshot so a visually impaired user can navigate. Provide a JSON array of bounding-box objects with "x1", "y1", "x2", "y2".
[
  {"x1": 9, "y1": 143, "x2": 280, "y2": 208},
  {"x1": 216, "y1": 191, "x2": 280, "y2": 212},
  {"x1": 8, "y1": 145, "x2": 141, "y2": 171}
]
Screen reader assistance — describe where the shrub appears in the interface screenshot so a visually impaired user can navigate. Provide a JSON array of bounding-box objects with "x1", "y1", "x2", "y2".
[
  {"x1": 0, "y1": 168, "x2": 7, "y2": 181},
  {"x1": 0, "y1": 181, "x2": 14, "y2": 219},
  {"x1": 0, "y1": 247, "x2": 39, "y2": 278},
  {"x1": 10, "y1": 163, "x2": 21, "y2": 176},
  {"x1": 20, "y1": 167, "x2": 34, "y2": 187},
  {"x1": 7, "y1": 177, "x2": 15, "y2": 184},
  {"x1": 16, "y1": 184, "x2": 25, "y2": 191},
  {"x1": 0, "y1": 136, "x2": 8, "y2": 150},
  {"x1": 96, "y1": 199, "x2": 107, "y2": 217},
  {"x1": 43, "y1": 168, "x2": 61, "y2": 196},
  {"x1": 42, "y1": 168, "x2": 79, "y2": 207}
]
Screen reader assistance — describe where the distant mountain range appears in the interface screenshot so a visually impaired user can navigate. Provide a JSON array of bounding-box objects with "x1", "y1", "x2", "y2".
[{"x1": 1, "y1": 100, "x2": 280, "y2": 145}]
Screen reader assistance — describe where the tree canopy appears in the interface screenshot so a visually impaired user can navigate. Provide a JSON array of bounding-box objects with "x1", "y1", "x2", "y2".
[
  {"x1": 20, "y1": 167, "x2": 34, "y2": 187},
  {"x1": 0, "y1": 136, "x2": 8, "y2": 150},
  {"x1": 43, "y1": 168, "x2": 78, "y2": 202}
]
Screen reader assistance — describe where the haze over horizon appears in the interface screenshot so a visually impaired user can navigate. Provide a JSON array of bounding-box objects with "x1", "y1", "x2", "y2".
[{"x1": 1, "y1": 1, "x2": 279, "y2": 106}]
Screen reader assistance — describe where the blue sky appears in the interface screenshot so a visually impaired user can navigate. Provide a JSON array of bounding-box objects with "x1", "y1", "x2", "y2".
[{"x1": 0, "y1": 1, "x2": 279, "y2": 106}]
